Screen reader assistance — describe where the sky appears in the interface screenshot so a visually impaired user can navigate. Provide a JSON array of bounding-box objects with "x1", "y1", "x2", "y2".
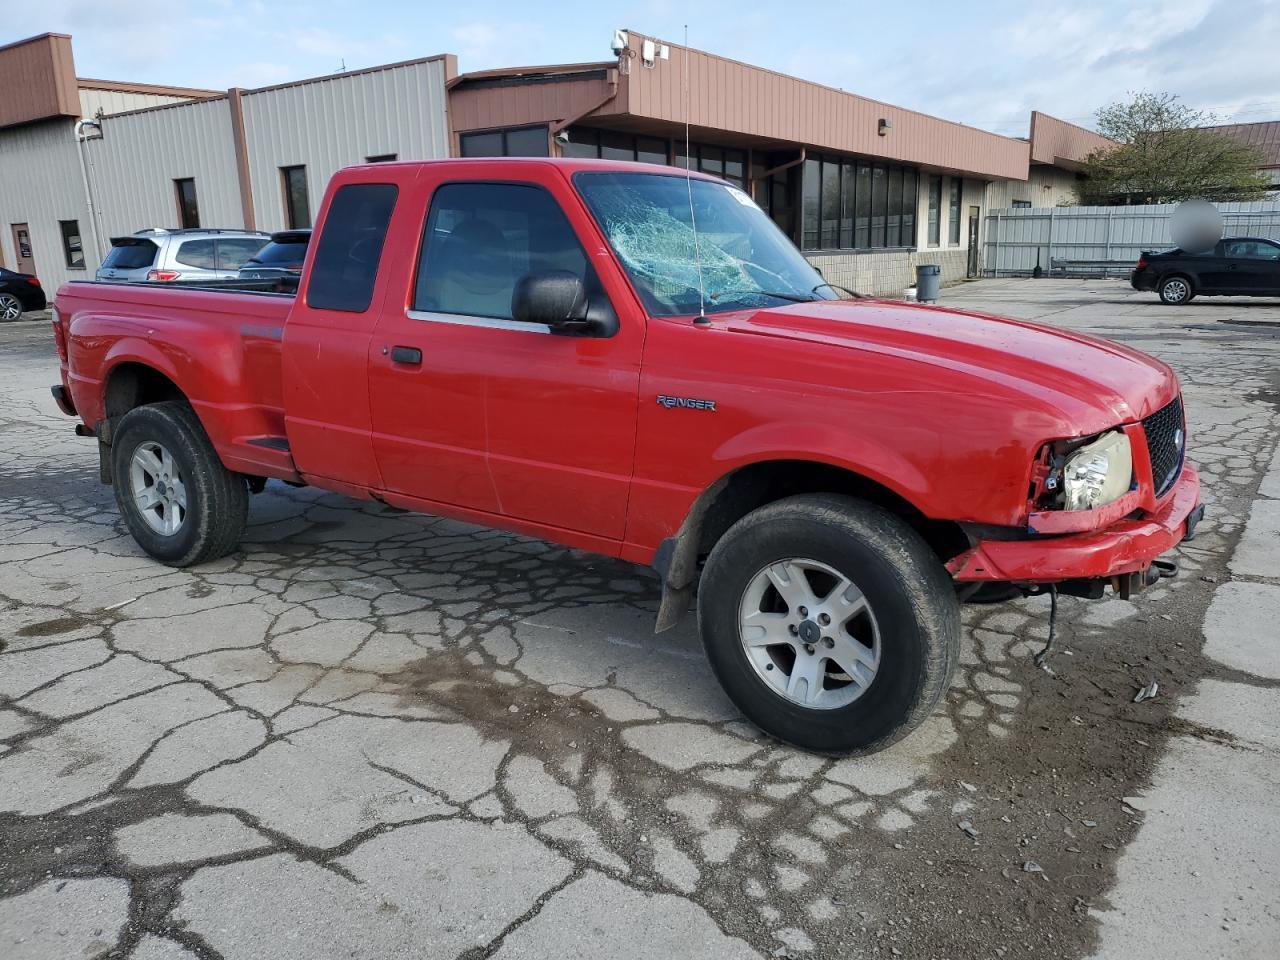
[{"x1": 5, "y1": 0, "x2": 1279, "y2": 137}]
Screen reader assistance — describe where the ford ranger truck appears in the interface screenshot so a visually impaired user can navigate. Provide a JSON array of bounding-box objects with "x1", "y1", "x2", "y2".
[{"x1": 50, "y1": 158, "x2": 1204, "y2": 755}]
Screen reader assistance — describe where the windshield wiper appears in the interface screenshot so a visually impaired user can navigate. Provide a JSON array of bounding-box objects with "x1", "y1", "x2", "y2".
[
  {"x1": 812, "y1": 281, "x2": 866, "y2": 299},
  {"x1": 711, "y1": 289, "x2": 817, "y2": 304}
]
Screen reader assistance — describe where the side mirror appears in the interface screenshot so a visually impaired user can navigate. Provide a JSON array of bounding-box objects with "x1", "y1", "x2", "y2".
[{"x1": 511, "y1": 271, "x2": 591, "y2": 334}]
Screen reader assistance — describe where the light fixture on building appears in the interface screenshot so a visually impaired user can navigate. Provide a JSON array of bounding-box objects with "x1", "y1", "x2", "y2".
[{"x1": 878, "y1": 118, "x2": 892, "y2": 136}]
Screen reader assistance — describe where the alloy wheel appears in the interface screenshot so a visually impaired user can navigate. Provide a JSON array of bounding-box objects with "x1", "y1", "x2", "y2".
[
  {"x1": 0, "y1": 294, "x2": 21, "y2": 321},
  {"x1": 129, "y1": 441, "x2": 188, "y2": 535},
  {"x1": 737, "y1": 557, "x2": 881, "y2": 710}
]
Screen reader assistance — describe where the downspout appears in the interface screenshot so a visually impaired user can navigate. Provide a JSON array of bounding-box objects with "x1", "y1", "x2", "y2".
[
  {"x1": 74, "y1": 119, "x2": 105, "y2": 264},
  {"x1": 548, "y1": 68, "x2": 620, "y2": 156}
]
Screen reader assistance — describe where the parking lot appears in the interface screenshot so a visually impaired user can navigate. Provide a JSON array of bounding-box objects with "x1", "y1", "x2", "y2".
[{"x1": 2, "y1": 278, "x2": 1278, "y2": 960}]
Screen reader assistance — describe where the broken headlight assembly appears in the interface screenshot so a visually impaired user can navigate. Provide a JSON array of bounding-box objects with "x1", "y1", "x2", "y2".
[{"x1": 1034, "y1": 430, "x2": 1134, "y2": 511}]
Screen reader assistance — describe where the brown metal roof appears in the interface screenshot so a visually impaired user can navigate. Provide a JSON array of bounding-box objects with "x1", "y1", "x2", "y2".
[
  {"x1": 1028, "y1": 111, "x2": 1115, "y2": 170},
  {"x1": 448, "y1": 32, "x2": 1032, "y2": 180},
  {"x1": 1201, "y1": 120, "x2": 1280, "y2": 167},
  {"x1": 77, "y1": 77, "x2": 221, "y2": 99},
  {"x1": 0, "y1": 33, "x2": 80, "y2": 129}
]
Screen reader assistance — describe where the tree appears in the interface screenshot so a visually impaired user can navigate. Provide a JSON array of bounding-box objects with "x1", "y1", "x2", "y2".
[{"x1": 1075, "y1": 92, "x2": 1270, "y2": 205}]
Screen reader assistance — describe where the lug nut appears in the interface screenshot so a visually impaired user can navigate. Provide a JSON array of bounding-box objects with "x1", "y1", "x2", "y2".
[
  {"x1": 789, "y1": 624, "x2": 799, "y2": 636},
  {"x1": 823, "y1": 637, "x2": 835, "y2": 649},
  {"x1": 798, "y1": 606, "x2": 808, "y2": 617},
  {"x1": 818, "y1": 613, "x2": 831, "y2": 626},
  {"x1": 804, "y1": 644, "x2": 815, "y2": 655}
]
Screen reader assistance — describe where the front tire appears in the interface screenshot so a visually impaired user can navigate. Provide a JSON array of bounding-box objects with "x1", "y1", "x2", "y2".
[
  {"x1": 1158, "y1": 275, "x2": 1194, "y2": 304},
  {"x1": 698, "y1": 494, "x2": 960, "y2": 755},
  {"x1": 111, "y1": 402, "x2": 247, "y2": 566}
]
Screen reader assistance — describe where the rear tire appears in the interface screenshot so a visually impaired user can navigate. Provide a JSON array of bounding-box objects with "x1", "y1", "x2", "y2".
[
  {"x1": 1158, "y1": 275, "x2": 1194, "y2": 304},
  {"x1": 697, "y1": 494, "x2": 960, "y2": 755},
  {"x1": 111, "y1": 402, "x2": 247, "y2": 566}
]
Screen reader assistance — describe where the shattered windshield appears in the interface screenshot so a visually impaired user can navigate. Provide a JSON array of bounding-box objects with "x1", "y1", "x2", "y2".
[{"x1": 573, "y1": 171, "x2": 837, "y2": 318}]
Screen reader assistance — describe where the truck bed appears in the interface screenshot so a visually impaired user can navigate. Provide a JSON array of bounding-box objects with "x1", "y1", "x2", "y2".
[{"x1": 56, "y1": 279, "x2": 300, "y2": 482}]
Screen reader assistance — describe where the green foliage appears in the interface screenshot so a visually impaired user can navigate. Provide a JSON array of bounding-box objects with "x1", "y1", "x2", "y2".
[{"x1": 1076, "y1": 92, "x2": 1271, "y2": 205}]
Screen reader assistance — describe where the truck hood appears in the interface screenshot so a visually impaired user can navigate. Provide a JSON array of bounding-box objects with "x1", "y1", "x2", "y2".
[{"x1": 723, "y1": 298, "x2": 1177, "y2": 426}]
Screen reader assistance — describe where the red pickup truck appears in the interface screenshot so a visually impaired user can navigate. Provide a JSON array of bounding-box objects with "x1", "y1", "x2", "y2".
[{"x1": 51, "y1": 157, "x2": 1202, "y2": 754}]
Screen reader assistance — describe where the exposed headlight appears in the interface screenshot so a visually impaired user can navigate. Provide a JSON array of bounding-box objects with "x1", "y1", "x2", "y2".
[{"x1": 1061, "y1": 430, "x2": 1132, "y2": 510}]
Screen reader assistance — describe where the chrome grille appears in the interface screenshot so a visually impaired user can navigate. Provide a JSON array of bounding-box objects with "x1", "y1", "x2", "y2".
[{"x1": 1142, "y1": 397, "x2": 1185, "y2": 497}]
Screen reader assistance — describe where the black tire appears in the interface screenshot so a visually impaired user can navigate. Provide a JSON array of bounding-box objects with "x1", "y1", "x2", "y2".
[
  {"x1": 111, "y1": 401, "x2": 247, "y2": 566},
  {"x1": 1158, "y1": 275, "x2": 1194, "y2": 305},
  {"x1": 698, "y1": 494, "x2": 960, "y2": 755}
]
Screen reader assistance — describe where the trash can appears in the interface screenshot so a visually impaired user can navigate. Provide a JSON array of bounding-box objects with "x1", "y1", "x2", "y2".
[{"x1": 915, "y1": 263, "x2": 941, "y2": 303}]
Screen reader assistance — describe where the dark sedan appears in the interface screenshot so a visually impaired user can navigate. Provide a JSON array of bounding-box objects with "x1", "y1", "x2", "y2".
[
  {"x1": 1132, "y1": 236, "x2": 1280, "y2": 304},
  {"x1": 0, "y1": 267, "x2": 47, "y2": 320},
  {"x1": 237, "y1": 229, "x2": 310, "y2": 281}
]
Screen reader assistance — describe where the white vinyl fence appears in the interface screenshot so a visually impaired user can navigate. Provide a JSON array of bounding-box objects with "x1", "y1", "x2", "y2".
[{"x1": 983, "y1": 201, "x2": 1280, "y2": 278}]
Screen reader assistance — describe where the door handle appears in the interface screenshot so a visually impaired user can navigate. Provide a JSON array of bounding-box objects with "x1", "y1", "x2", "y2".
[{"x1": 390, "y1": 346, "x2": 422, "y2": 365}]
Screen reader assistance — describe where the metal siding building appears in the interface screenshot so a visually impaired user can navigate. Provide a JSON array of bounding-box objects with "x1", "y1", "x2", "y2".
[
  {"x1": 0, "y1": 118, "x2": 93, "y2": 285},
  {"x1": 86, "y1": 96, "x2": 245, "y2": 240},
  {"x1": 240, "y1": 57, "x2": 453, "y2": 232},
  {"x1": 1, "y1": 29, "x2": 1111, "y2": 296}
]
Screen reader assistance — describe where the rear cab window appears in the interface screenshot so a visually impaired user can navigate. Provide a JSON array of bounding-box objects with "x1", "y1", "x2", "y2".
[{"x1": 305, "y1": 183, "x2": 398, "y2": 312}]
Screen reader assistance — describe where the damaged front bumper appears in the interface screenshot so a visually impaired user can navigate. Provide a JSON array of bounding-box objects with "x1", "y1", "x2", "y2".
[{"x1": 947, "y1": 465, "x2": 1202, "y2": 588}]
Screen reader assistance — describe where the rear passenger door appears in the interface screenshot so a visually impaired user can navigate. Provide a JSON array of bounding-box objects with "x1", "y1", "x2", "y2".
[{"x1": 282, "y1": 176, "x2": 404, "y2": 489}]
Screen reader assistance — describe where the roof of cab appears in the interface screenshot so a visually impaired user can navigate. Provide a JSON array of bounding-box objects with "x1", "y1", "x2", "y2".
[{"x1": 337, "y1": 155, "x2": 724, "y2": 181}]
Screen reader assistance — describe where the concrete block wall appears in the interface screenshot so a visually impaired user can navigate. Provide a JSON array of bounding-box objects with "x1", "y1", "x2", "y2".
[{"x1": 805, "y1": 248, "x2": 971, "y2": 298}]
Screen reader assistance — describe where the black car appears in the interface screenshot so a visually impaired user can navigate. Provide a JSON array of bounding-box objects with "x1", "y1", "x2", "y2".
[
  {"x1": 0, "y1": 267, "x2": 47, "y2": 320},
  {"x1": 237, "y1": 229, "x2": 310, "y2": 281},
  {"x1": 1132, "y1": 236, "x2": 1280, "y2": 304}
]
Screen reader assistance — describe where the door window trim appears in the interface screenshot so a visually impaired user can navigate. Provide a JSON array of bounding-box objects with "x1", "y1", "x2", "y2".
[{"x1": 409, "y1": 178, "x2": 611, "y2": 336}]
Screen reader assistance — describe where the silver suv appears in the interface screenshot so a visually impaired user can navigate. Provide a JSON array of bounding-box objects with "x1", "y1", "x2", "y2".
[{"x1": 96, "y1": 228, "x2": 270, "y2": 283}]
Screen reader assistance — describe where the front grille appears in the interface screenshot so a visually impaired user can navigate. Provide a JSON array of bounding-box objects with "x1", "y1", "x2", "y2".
[{"x1": 1142, "y1": 396, "x2": 1185, "y2": 497}]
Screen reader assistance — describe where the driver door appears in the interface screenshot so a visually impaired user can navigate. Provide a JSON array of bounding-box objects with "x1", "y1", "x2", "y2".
[{"x1": 367, "y1": 164, "x2": 645, "y2": 543}]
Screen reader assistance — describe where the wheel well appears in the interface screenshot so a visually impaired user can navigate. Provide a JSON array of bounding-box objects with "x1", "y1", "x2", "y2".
[
  {"x1": 668, "y1": 460, "x2": 968, "y2": 586},
  {"x1": 104, "y1": 363, "x2": 187, "y2": 421}
]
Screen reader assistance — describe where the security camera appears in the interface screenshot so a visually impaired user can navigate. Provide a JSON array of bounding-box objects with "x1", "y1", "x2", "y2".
[
  {"x1": 611, "y1": 29, "x2": 629, "y2": 56},
  {"x1": 554, "y1": 130, "x2": 570, "y2": 145}
]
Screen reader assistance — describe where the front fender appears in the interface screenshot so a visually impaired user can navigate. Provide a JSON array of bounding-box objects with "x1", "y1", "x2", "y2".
[{"x1": 711, "y1": 420, "x2": 935, "y2": 514}]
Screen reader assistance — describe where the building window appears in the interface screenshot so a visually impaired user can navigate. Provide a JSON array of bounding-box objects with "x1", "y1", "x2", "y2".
[
  {"x1": 801, "y1": 158, "x2": 820, "y2": 249},
  {"x1": 675, "y1": 140, "x2": 747, "y2": 187},
  {"x1": 797, "y1": 155, "x2": 918, "y2": 252},
  {"x1": 927, "y1": 176, "x2": 942, "y2": 247},
  {"x1": 565, "y1": 128, "x2": 673, "y2": 168},
  {"x1": 459, "y1": 126, "x2": 549, "y2": 157},
  {"x1": 366, "y1": 153, "x2": 397, "y2": 163},
  {"x1": 174, "y1": 178, "x2": 199, "y2": 229},
  {"x1": 59, "y1": 220, "x2": 85, "y2": 269},
  {"x1": 948, "y1": 178, "x2": 962, "y2": 245},
  {"x1": 1012, "y1": 199, "x2": 1032, "y2": 209},
  {"x1": 281, "y1": 166, "x2": 311, "y2": 229},
  {"x1": 902, "y1": 169, "x2": 918, "y2": 244}
]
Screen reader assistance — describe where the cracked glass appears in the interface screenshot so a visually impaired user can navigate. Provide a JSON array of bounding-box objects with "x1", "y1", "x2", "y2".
[{"x1": 574, "y1": 171, "x2": 836, "y2": 318}]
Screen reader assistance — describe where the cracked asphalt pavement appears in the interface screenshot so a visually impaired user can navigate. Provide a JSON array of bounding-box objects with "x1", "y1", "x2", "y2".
[{"x1": 2, "y1": 279, "x2": 1278, "y2": 959}]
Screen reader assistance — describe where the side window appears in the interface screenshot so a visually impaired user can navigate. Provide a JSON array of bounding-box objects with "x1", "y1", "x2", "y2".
[
  {"x1": 174, "y1": 239, "x2": 216, "y2": 269},
  {"x1": 216, "y1": 238, "x2": 267, "y2": 270},
  {"x1": 413, "y1": 182, "x2": 588, "y2": 321},
  {"x1": 305, "y1": 183, "x2": 398, "y2": 313}
]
